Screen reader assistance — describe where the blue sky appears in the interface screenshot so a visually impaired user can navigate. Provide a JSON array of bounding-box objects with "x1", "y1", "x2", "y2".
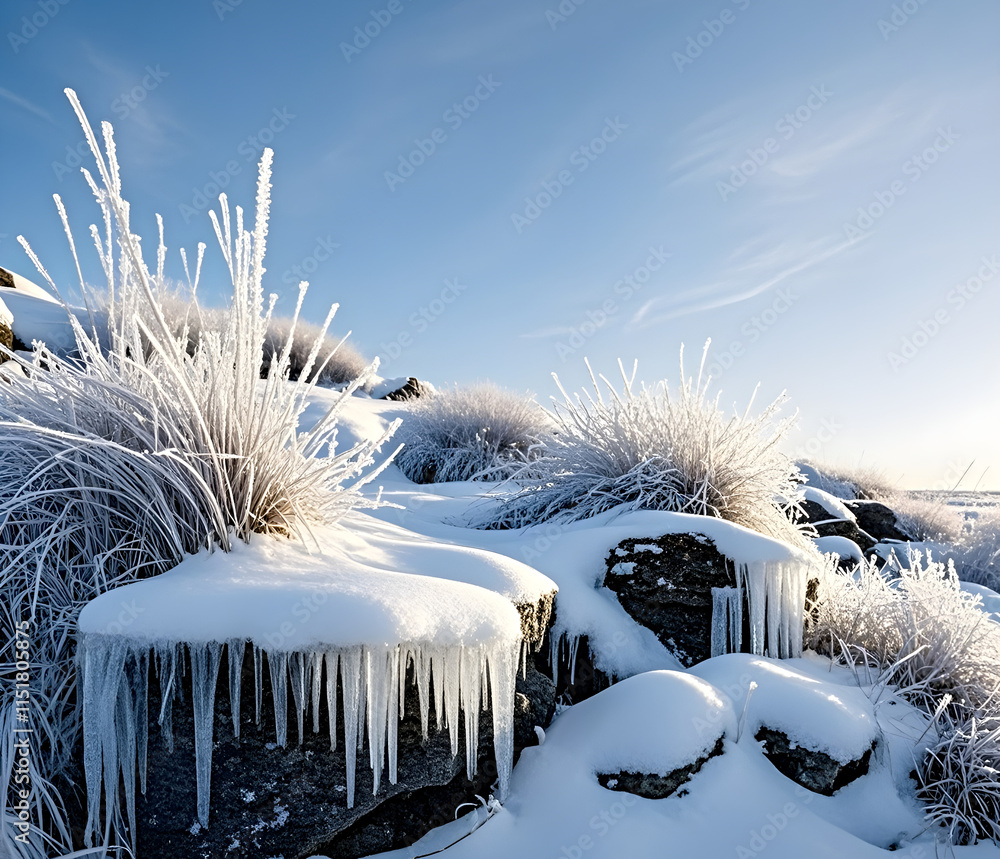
[{"x1": 2, "y1": 0, "x2": 998, "y2": 490}]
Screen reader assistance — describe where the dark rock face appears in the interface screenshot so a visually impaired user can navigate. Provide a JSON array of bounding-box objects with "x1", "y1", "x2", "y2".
[
  {"x1": 0, "y1": 267, "x2": 14, "y2": 289},
  {"x1": 795, "y1": 500, "x2": 875, "y2": 552},
  {"x1": 755, "y1": 727, "x2": 875, "y2": 796},
  {"x1": 601, "y1": 533, "x2": 737, "y2": 666},
  {"x1": 846, "y1": 500, "x2": 916, "y2": 544},
  {"x1": 135, "y1": 649, "x2": 554, "y2": 859},
  {"x1": 597, "y1": 736, "x2": 725, "y2": 800},
  {"x1": 381, "y1": 378, "x2": 427, "y2": 401}
]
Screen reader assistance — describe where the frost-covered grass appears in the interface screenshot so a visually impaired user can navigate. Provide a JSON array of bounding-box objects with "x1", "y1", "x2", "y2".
[
  {"x1": 0, "y1": 90, "x2": 397, "y2": 857},
  {"x1": 807, "y1": 552, "x2": 1000, "y2": 844},
  {"x1": 474, "y1": 348, "x2": 807, "y2": 548},
  {"x1": 147, "y1": 282, "x2": 371, "y2": 386},
  {"x1": 394, "y1": 384, "x2": 550, "y2": 484}
]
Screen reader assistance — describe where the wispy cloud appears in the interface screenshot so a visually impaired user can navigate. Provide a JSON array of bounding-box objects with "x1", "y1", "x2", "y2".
[
  {"x1": 0, "y1": 87, "x2": 53, "y2": 124},
  {"x1": 629, "y1": 234, "x2": 864, "y2": 327}
]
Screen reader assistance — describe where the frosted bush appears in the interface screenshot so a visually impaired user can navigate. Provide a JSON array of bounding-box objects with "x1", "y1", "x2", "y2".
[
  {"x1": 148, "y1": 282, "x2": 371, "y2": 386},
  {"x1": 474, "y1": 345, "x2": 807, "y2": 548},
  {"x1": 806, "y1": 552, "x2": 1000, "y2": 714},
  {"x1": 395, "y1": 384, "x2": 551, "y2": 484},
  {"x1": 918, "y1": 708, "x2": 1000, "y2": 846},
  {"x1": 0, "y1": 89, "x2": 398, "y2": 857}
]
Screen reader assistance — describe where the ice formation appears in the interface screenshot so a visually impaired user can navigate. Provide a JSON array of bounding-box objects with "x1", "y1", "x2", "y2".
[
  {"x1": 731, "y1": 559, "x2": 808, "y2": 659},
  {"x1": 74, "y1": 521, "x2": 538, "y2": 851},
  {"x1": 78, "y1": 635, "x2": 518, "y2": 848}
]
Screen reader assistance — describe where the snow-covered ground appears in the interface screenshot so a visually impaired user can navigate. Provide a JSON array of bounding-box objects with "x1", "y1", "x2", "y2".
[{"x1": 305, "y1": 395, "x2": 999, "y2": 859}]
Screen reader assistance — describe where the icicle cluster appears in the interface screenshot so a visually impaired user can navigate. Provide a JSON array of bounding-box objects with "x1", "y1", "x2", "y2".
[
  {"x1": 710, "y1": 560, "x2": 807, "y2": 660},
  {"x1": 78, "y1": 634, "x2": 518, "y2": 851}
]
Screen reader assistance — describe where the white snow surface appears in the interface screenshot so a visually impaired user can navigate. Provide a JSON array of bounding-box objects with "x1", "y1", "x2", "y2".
[
  {"x1": 813, "y1": 535, "x2": 864, "y2": 563},
  {"x1": 361, "y1": 654, "x2": 993, "y2": 859},
  {"x1": 961, "y1": 581, "x2": 1000, "y2": 622},
  {"x1": 690, "y1": 653, "x2": 878, "y2": 763},
  {"x1": 802, "y1": 485, "x2": 857, "y2": 522},
  {"x1": 78, "y1": 515, "x2": 551, "y2": 648}
]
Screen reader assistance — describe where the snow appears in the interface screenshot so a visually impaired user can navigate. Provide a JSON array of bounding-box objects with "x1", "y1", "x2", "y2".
[
  {"x1": 77, "y1": 515, "x2": 552, "y2": 841},
  {"x1": 814, "y1": 535, "x2": 864, "y2": 564},
  {"x1": 690, "y1": 654, "x2": 878, "y2": 764},
  {"x1": 802, "y1": 485, "x2": 857, "y2": 522},
  {"x1": 360, "y1": 655, "x2": 975, "y2": 859},
  {"x1": 961, "y1": 582, "x2": 1000, "y2": 622}
]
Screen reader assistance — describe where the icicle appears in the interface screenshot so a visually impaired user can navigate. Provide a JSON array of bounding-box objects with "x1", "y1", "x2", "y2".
[
  {"x1": 228, "y1": 640, "x2": 245, "y2": 739},
  {"x1": 268, "y1": 650, "x2": 289, "y2": 747},
  {"x1": 734, "y1": 560, "x2": 808, "y2": 659},
  {"x1": 312, "y1": 652, "x2": 324, "y2": 735},
  {"x1": 387, "y1": 646, "x2": 401, "y2": 785},
  {"x1": 289, "y1": 651, "x2": 307, "y2": 744},
  {"x1": 487, "y1": 644, "x2": 517, "y2": 800},
  {"x1": 568, "y1": 635, "x2": 581, "y2": 685},
  {"x1": 416, "y1": 647, "x2": 431, "y2": 741},
  {"x1": 134, "y1": 651, "x2": 149, "y2": 796},
  {"x1": 461, "y1": 647, "x2": 482, "y2": 780},
  {"x1": 253, "y1": 644, "x2": 263, "y2": 725},
  {"x1": 190, "y1": 642, "x2": 223, "y2": 827},
  {"x1": 156, "y1": 643, "x2": 177, "y2": 753},
  {"x1": 325, "y1": 652, "x2": 339, "y2": 751},
  {"x1": 442, "y1": 649, "x2": 461, "y2": 758},
  {"x1": 340, "y1": 647, "x2": 362, "y2": 807},
  {"x1": 366, "y1": 648, "x2": 390, "y2": 795},
  {"x1": 711, "y1": 587, "x2": 742, "y2": 657},
  {"x1": 432, "y1": 647, "x2": 446, "y2": 732}
]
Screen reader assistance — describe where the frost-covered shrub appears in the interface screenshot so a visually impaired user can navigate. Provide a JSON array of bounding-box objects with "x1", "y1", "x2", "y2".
[
  {"x1": 474, "y1": 347, "x2": 807, "y2": 548},
  {"x1": 918, "y1": 708, "x2": 1000, "y2": 846},
  {"x1": 0, "y1": 90, "x2": 397, "y2": 857},
  {"x1": 795, "y1": 459, "x2": 895, "y2": 501},
  {"x1": 395, "y1": 384, "x2": 550, "y2": 484},
  {"x1": 806, "y1": 553, "x2": 1000, "y2": 714},
  {"x1": 808, "y1": 553, "x2": 1000, "y2": 844},
  {"x1": 145, "y1": 282, "x2": 371, "y2": 386}
]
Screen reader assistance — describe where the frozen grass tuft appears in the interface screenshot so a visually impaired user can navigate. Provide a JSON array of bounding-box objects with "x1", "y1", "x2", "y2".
[
  {"x1": 147, "y1": 282, "x2": 372, "y2": 387},
  {"x1": 473, "y1": 345, "x2": 808, "y2": 548},
  {"x1": 0, "y1": 89, "x2": 398, "y2": 856},
  {"x1": 918, "y1": 708, "x2": 1000, "y2": 846},
  {"x1": 807, "y1": 551, "x2": 1000, "y2": 844},
  {"x1": 394, "y1": 384, "x2": 551, "y2": 484},
  {"x1": 807, "y1": 552, "x2": 1000, "y2": 713}
]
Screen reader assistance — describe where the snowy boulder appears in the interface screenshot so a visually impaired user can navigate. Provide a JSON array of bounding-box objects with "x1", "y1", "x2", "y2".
[
  {"x1": 75, "y1": 522, "x2": 558, "y2": 858},
  {"x1": 602, "y1": 524, "x2": 815, "y2": 666},
  {"x1": 691, "y1": 654, "x2": 880, "y2": 795},
  {"x1": 797, "y1": 501, "x2": 875, "y2": 552},
  {"x1": 847, "y1": 499, "x2": 916, "y2": 544},
  {"x1": 374, "y1": 376, "x2": 432, "y2": 401}
]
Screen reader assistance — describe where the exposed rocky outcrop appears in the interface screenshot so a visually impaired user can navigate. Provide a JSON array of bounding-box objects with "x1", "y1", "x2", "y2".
[
  {"x1": 795, "y1": 500, "x2": 875, "y2": 553},
  {"x1": 381, "y1": 377, "x2": 428, "y2": 401},
  {"x1": 755, "y1": 727, "x2": 875, "y2": 796},
  {"x1": 136, "y1": 648, "x2": 554, "y2": 859},
  {"x1": 846, "y1": 500, "x2": 917, "y2": 544},
  {"x1": 601, "y1": 533, "x2": 738, "y2": 666},
  {"x1": 597, "y1": 736, "x2": 725, "y2": 800}
]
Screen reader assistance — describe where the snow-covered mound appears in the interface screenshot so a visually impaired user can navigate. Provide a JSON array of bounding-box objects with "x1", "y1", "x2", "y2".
[
  {"x1": 363, "y1": 656, "x2": 959, "y2": 859},
  {"x1": 77, "y1": 518, "x2": 556, "y2": 846}
]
